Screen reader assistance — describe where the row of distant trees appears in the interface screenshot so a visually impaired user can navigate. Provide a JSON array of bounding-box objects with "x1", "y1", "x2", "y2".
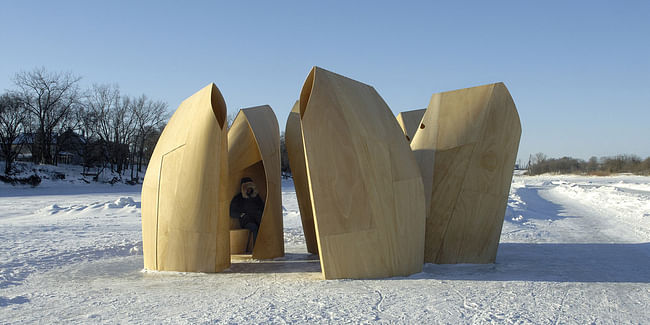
[
  {"x1": 526, "y1": 153, "x2": 650, "y2": 176},
  {"x1": 0, "y1": 68, "x2": 168, "y2": 181}
]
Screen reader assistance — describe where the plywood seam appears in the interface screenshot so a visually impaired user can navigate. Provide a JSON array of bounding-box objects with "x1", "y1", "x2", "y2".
[
  {"x1": 435, "y1": 86, "x2": 495, "y2": 262},
  {"x1": 458, "y1": 88, "x2": 494, "y2": 257},
  {"x1": 155, "y1": 143, "x2": 186, "y2": 269},
  {"x1": 434, "y1": 143, "x2": 477, "y2": 262},
  {"x1": 301, "y1": 118, "x2": 326, "y2": 277},
  {"x1": 300, "y1": 70, "x2": 327, "y2": 274}
]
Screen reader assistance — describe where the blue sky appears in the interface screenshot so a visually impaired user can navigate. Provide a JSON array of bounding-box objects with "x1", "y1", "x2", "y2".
[{"x1": 1, "y1": 1, "x2": 648, "y2": 162}]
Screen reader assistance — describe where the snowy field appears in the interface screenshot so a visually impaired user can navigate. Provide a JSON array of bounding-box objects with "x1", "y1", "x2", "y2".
[{"x1": 1, "y1": 174, "x2": 650, "y2": 323}]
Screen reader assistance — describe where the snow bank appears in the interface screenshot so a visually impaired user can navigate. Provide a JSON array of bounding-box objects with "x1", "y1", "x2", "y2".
[{"x1": 0, "y1": 161, "x2": 144, "y2": 190}]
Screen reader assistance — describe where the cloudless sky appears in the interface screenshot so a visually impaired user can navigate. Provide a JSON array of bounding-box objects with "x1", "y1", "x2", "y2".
[{"x1": 1, "y1": 1, "x2": 648, "y2": 163}]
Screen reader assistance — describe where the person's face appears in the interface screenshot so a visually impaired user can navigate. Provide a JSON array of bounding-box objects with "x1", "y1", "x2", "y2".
[{"x1": 243, "y1": 182, "x2": 257, "y2": 197}]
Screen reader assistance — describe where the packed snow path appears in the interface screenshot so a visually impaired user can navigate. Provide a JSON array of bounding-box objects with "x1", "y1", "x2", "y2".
[{"x1": 1, "y1": 176, "x2": 649, "y2": 323}]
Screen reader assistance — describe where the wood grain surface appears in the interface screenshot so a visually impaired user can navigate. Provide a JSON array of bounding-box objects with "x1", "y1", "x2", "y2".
[
  {"x1": 285, "y1": 101, "x2": 318, "y2": 254},
  {"x1": 228, "y1": 105, "x2": 284, "y2": 260},
  {"x1": 411, "y1": 83, "x2": 521, "y2": 264},
  {"x1": 300, "y1": 67, "x2": 426, "y2": 279},
  {"x1": 141, "y1": 83, "x2": 230, "y2": 272}
]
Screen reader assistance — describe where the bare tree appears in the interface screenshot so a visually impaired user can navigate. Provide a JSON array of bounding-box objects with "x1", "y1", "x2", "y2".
[
  {"x1": 12, "y1": 68, "x2": 81, "y2": 165},
  {"x1": 75, "y1": 95, "x2": 100, "y2": 173},
  {"x1": 52, "y1": 102, "x2": 83, "y2": 165},
  {"x1": 86, "y1": 83, "x2": 119, "y2": 174},
  {"x1": 131, "y1": 95, "x2": 168, "y2": 182},
  {"x1": 280, "y1": 131, "x2": 290, "y2": 177},
  {"x1": 641, "y1": 157, "x2": 650, "y2": 175},
  {"x1": 0, "y1": 93, "x2": 27, "y2": 174},
  {"x1": 112, "y1": 96, "x2": 136, "y2": 175},
  {"x1": 527, "y1": 152, "x2": 548, "y2": 175},
  {"x1": 86, "y1": 84, "x2": 136, "y2": 176},
  {"x1": 587, "y1": 156, "x2": 599, "y2": 172}
]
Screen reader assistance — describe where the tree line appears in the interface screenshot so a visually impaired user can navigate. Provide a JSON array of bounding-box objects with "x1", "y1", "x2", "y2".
[
  {"x1": 0, "y1": 68, "x2": 168, "y2": 182},
  {"x1": 526, "y1": 153, "x2": 650, "y2": 176}
]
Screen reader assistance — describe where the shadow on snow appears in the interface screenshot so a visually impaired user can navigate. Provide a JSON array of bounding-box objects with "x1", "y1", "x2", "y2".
[
  {"x1": 418, "y1": 242, "x2": 650, "y2": 283},
  {"x1": 507, "y1": 185, "x2": 573, "y2": 222}
]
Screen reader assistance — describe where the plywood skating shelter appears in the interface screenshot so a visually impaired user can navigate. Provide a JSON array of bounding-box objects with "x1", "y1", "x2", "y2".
[
  {"x1": 140, "y1": 71, "x2": 521, "y2": 278},
  {"x1": 141, "y1": 83, "x2": 230, "y2": 272},
  {"x1": 396, "y1": 109, "x2": 426, "y2": 143},
  {"x1": 299, "y1": 66, "x2": 426, "y2": 279},
  {"x1": 285, "y1": 101, "x2": 318, "y2": 255},
  {"x1": 228, "y1": 106, "x2": 284, "y2": 259},
  {"x1": 410, "y1": 82, "x2": 521, "y2": 264}
]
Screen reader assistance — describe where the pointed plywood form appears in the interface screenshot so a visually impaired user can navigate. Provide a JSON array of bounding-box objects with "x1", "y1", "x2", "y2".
[
  {"x1": 396, "y1": 108, "x2": 426, "y2": 143},
  {"x1": 142, "y1": 83, "x2": 230, "y2": 272},
  {"x1": 411, "y1": 83, "x2": 521, "y2": 264},
  {"x1": 228, "y1": 105, "x2": 284, "y2": 259},
  {"x1": 285, "y1": 101, "x2": 318, "y2": 254},
  {"x1": 300, "y1": 67, "x2": 426, "y2": 279}
]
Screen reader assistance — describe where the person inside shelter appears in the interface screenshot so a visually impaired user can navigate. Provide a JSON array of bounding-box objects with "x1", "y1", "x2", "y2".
[{"x1": 229, "y1": 177, "x2": 264, "y2": 253}]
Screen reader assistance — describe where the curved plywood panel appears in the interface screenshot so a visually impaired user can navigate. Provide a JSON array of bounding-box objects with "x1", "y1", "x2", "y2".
[
  {"x1": 396, "y1": 108, "x2": 426, "y2": 143},
  {"x1": 142, "y1": 83, "x2": 229, "y2": 272},
  {"x1": 284, "y1": 101, "x2": 318, "y2": 254},
  {"x1": 300, "y1": 67, "x2": 426, "y2": 279},
  {"x1": 411, "y1": 82, "x2": 521, "y2": 264},
  {"x1": 285, "y1": 101, "x2": 318, "y2": 254},
  {"x1": 228, "y1": 105, "x2": 284, "y2": 260}
]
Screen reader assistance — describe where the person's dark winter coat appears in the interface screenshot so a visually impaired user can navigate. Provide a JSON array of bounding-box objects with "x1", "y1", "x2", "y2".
[{"x1": 229, "y1": 177, "x2": 264, "y2": 251}]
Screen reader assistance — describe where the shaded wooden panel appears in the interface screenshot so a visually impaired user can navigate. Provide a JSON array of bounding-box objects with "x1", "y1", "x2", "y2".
[
  {"x1": 230, "y1": 229, "x2": 252, "y2": 254},
  {"x1": 141, "y1": 83, "x2": 230, "y2": 272},
  {"x1": 228, "y1": 113, "x2": 262, "y2": 170},
  {"x1": 396, "y1": 108, "x2": 426, "y2": 143},
  {"x1": 411, "y1": 83, "x2": 521, "y2": 264},
  {"x1": 300, "y1": 67, "x2": 426, "y2": 279},
  {"x1": 284, "y1": 101, "x2": 318, "y2": 254},
  {"x1": 228, "y1": 106, "x2": 284, "y2": 260}
]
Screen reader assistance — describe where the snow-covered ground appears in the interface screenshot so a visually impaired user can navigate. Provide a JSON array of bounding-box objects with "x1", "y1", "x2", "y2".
[{"x1": 1, "y1": 174, "x2": 649, "y2": 323}]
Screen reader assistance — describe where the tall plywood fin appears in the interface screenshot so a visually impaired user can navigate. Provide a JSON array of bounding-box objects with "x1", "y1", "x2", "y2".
[
  {"x1": 412, "y1": 82, "x2": 521, "y2": 264},
  {"x1": 299, "y1": 67, "x2": 426, "y2": 279},
  {"x1": 228, "y1": 105, "x2": 284, "y2": 259},
  {"x1": 285, "y1": 100, "x2": 318, "y2": 254},
  {"x1": 141, "y1": 83, "x2": 230, "y2": 272}
]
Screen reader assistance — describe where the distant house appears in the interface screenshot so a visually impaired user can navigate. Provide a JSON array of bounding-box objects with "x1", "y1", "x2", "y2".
[
  {"x1": 12, "y1": 130, "x2": 86, "y2": 165},
  {"x1": 56, "y1": 129, "x2": 86, "y2": 165},
  {"x1": 12, "y1": 133, "x2": 33, "y2": 161}
]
